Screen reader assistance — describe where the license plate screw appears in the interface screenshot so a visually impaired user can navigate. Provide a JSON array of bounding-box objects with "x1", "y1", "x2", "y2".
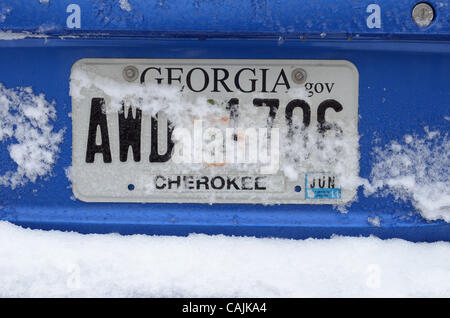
[
  {"x1": 412, "y1": 3, "x2": 434, "y2": 27},
  {"x1": 123, "y1": 65, "x2": 139, "y2": 82},
  {"x1": 292, "y1": 68, "x2": 307, "y2": 84}
]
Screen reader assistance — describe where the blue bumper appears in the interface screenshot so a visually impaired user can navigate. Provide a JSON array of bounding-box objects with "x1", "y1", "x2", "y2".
[{"x1": 0, "y1": 0, "x2": 449, "y2": 241}]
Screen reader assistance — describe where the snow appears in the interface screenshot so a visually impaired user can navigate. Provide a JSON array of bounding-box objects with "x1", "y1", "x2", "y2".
[
  {"x1": 119, "y1": 0, "x2": 132, "y2": 12},
  {"x1": 0, "y1": 84, "x2": 64, "y2": 188},
  {"x1": 0, "y1": 7, "x2": 11, "y2": 23},
  {"x1": 0, "y1": 221, "x2": 448, "y2": 297},
  {"x1": 367, "y1": 216, "x2": 381, "y2": 227},
  {"x1": 365, "y1": 127, "x2": 450, "y2": 222},
  {"x1": 0, "y1": 31, "x2": 47, "y2": 41},
  {"x1": 70, "y1": 66, "x2": 230, "y2": 127}
]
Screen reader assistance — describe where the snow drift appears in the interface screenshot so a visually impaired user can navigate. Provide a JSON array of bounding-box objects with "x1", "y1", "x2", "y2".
[{"x1": 0, "y1": 221, "x2": 448, "y2": 297}]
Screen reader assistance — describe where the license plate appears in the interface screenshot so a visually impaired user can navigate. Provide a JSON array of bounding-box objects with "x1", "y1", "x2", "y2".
[{"x1": 70, "y1": 59, "x2": 359, "y2": 204}]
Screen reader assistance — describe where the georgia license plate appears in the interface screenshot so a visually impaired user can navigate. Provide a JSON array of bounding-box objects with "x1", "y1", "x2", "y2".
[{"x1": 70, "y1": 59, "x2": 359, "y2": 204}]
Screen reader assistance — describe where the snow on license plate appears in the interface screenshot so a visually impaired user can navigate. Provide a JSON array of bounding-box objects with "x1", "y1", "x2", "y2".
[{"x1": 70, "y1": 59, "x2": 359, "y2": 204}]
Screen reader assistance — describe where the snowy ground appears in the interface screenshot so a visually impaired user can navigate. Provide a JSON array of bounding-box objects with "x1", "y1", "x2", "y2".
[{"x1": 0, "y1": 221, "x2": 449, "y2": 297}]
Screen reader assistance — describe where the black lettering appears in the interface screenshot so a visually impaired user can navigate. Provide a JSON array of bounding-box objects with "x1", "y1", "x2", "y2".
[
  {"x1": 149, "y1": 113, "x2": 174, "y2": 162},
  {"x1": 212, "y1": 68, "x2": 232, "y2": 92},
  {"x1": 183, "y1": 176, "x2": 195, "y2": 189},
  {"x1": 255, "y1": 177, "x2": 266, "y2": 190},
  {"x1": 305, "y1": 83, "x2": 313, "y2": 97},
  {"x1": 167, "y1": 67, "x2": 183, "y2": 85},
  {"x1": 328, "y1": 176, "x2": 335, "y2": 188},
  {"x1": 118, "y1": 104, "x2": 142, "y2": 162},
  {"x1": 227, "y1": 98, "x2": 239, "y2": 141},
  {"x1": 186, "y1": 67, "x2": 209, "y2": 92},
  {"x1": 155, "y1": 176, "x2": 166, "y2": 189},
  {"x1": 196, "y1": 176, "x2": 209, "y2": 190},
  {"x1": 226, "y1": 177, "x2": 240, "y2": 190},
  {"x1": 315, "y1": 83, "x2": 324, "y2": 93},
  {"x1": 241, "y1": 176, "x2": 253, "y2": 190},
  {"x1": 317, "y1": 99, "x2": 343, "y2": 133},
  {"x1": 271, "y1": 69, "x2": 290, "y2": 92},
  {"x1": 260, "y1": 68, "x2": 269, "y2": 93},
  {"x1": 227, "y1": 98, "x2": 239, "y2": 122},
  {"x1": 253, "y1": 98, "x2": 279, "y2": 128},
  {"x1": 285, "y1": 99, "x2": 311, "y2": 137},
  {"x1": 85, "y1": 98, "x2": 112, "y2": 163},
  {"x1": 140, "y1": 67, "x2": 163, "y2": 84},
  {"x1": 325, "y1": 82, "x2": 335, "y2": 93},
  {"x1": 211, "y1": 176, "x2": 225, "y2": 190},
  {"x1": 235, "y1": 68, "x2": 256, "y2": 93},
  {"x1": 318, "y1": 176, "x2": 326, "y2": 188},
  {"x1": 168, "y1": 176, "x2": 181, "y2": 189}
]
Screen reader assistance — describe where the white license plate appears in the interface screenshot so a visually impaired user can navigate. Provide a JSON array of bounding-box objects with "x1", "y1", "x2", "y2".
[{"x1": 70, "y1": 59, "x2": 359, "y2": 204}]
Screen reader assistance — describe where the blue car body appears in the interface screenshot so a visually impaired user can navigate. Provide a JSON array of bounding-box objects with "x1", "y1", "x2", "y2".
[{"x1": 0, "y1": 0, "x2": 448, "y2": 241}]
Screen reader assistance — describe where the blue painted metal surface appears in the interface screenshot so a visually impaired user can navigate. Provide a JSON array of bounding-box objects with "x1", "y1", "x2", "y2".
[{"x1": 0, "y1": 1, "x2": 449, "y2": 241}]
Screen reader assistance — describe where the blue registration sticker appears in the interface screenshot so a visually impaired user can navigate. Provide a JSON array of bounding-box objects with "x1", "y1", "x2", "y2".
[{"x1": 305, "y1": 172, "x2": 342, "y2": 200}]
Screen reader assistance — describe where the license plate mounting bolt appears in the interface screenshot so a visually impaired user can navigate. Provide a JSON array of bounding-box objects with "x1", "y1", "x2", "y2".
[
  {"x1": 122, "y1": 65, "x2": 139, "y2": 82},
  {"x1": 412, "y1": 3, "x2": 435, "y2": 28},
  {"x1": 292, "y1": 68, "x2": 307, "y2": 84}
]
